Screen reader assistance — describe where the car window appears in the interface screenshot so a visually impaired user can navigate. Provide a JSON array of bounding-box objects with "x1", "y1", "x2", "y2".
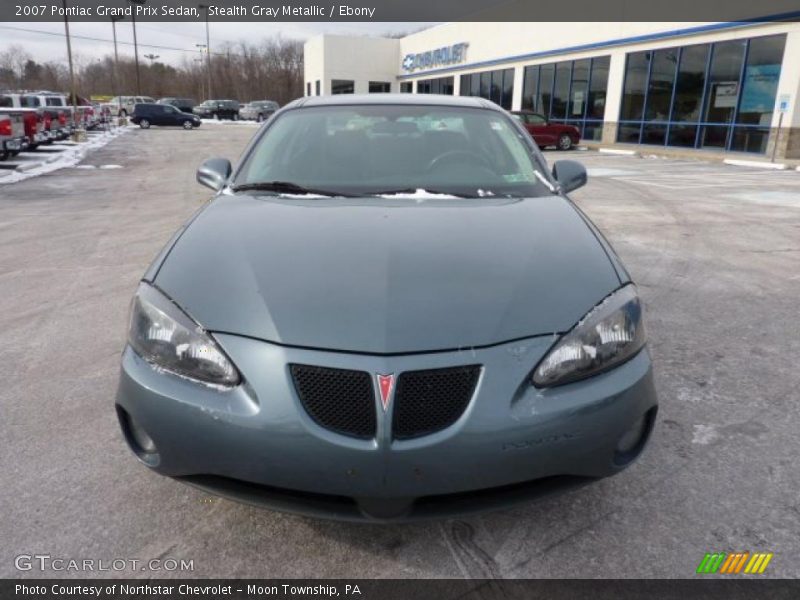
[
  {"x1": 0, "y1": 96, "x2": 12, "y2": 108},
  {"x1": 21, "y1": 96, "x2": 40, "y2": 108},
  {"x1": 526, "y1": 114, "x2": 547, "y2": 125},
  {"x1": 237, "y1": 104, "x2": 551, "y2": 198}
]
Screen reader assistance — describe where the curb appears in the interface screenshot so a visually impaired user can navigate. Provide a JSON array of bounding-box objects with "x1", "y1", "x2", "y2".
[{"x1": 723, "y1": 159, "x2": 787, "y2": 170}]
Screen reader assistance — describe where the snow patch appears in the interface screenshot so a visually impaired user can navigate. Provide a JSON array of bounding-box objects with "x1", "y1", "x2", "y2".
[
  {"x1": 0, "y1": 127, "x2": 130, "y2": 185},
  {"x1": 587, "y1": 168, "x2": 635, "y2": 178},
  {"x1": 692, "y1": 424, "x2": 720, "y2": 445},
  {"x1": 200, "y1": 119, "x2": 260, "y2": 127},
  {"x1": 377, "y1": 188, "x2": 461, "y2": 199}
]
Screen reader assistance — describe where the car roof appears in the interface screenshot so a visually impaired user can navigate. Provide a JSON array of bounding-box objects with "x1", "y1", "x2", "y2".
[{"x1": 287, "y1": 94, "x2": 501, "y2": 111}]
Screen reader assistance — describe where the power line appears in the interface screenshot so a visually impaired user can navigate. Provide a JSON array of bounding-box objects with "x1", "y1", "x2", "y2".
[{"x1": 0, "y1": 24, "x2": 238, "y2": 57}]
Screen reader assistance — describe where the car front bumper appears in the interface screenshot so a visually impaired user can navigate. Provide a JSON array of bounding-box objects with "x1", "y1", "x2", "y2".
[{"x1": 115, "y1": 333, "x2": 657, "y2": 521}]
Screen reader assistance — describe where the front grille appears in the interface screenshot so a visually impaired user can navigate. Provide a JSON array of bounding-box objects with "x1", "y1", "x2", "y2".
[
  {"x1": 290, "y1": 364, "x2": 376, "y2": 439},
  {"x1": 393, "y1": 365, "x2": 481, "y2": 440}
]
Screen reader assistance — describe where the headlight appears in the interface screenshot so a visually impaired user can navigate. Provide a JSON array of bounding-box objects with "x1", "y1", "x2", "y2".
[
  {"x1": 532, "y1": 285, "x2": 646, "y2": 388},
  {"x1": 128, "y1": 283, "x2": 240, "y2": 387}
]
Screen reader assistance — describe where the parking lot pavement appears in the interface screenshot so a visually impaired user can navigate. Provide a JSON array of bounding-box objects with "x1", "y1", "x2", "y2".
[{"x1": 1, "y1": 130, "x2": 799, "y2": 579}]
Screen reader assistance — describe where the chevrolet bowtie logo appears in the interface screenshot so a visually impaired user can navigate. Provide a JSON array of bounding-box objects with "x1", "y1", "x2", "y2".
[{"x1": 696, "y1": 551, "x2": 774, "y2": 574}]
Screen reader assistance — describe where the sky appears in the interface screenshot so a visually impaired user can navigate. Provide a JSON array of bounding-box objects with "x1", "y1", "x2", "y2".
[{"x1": 0, "y1": 21, "x2": 436, "y2": 67}]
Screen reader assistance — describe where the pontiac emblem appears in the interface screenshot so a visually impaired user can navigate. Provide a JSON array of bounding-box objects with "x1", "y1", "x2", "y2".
[{"x1": 376, "y1": 374, "x2": 394, "y2": 411}]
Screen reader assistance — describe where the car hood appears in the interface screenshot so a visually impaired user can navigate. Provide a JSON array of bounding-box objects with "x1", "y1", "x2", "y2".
[{"x1": 154, "y1": 194, "x2": 621, "y2": 354}]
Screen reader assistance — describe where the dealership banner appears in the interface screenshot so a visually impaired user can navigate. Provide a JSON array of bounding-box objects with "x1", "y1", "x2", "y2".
[
  {"x1": 3, "y1": 579, "x2": 800, "y2": 599},
  {"x1": 3, "y1": 0, "x2": 800, "y2": 22}
]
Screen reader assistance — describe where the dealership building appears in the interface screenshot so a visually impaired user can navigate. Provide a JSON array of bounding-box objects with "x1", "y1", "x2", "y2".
[{"x1": 304, "y1": 20, "x2": 800, "y2": 159}]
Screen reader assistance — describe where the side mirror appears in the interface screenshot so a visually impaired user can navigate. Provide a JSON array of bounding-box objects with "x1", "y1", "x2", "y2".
[
  {"x1": 196, "y1": 157, "x2": 232, "y2": 192},
  {"x1": 552, "y1": 160, "x2": 587, "y2": 193}
]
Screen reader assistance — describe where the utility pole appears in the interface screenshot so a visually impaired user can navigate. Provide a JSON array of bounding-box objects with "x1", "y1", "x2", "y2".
[
  {"x1": 193, "y1": 58, "x2": 205, "y2": 99},
  {"x1": 61, "y1": 0, "x2": 79, "y2": 136},
  {"x1": 198, "y1": 4, "x2": 212, "y2": 98},
  {"x1": 110, "y1": 15, "x2": 124, "y2": 114},
  {"x1": 128, "y1": 0, "x2": 146, "y2": 96},
  {"x1": 195, "y1": 43, "x2": 208, "y2": 98}
]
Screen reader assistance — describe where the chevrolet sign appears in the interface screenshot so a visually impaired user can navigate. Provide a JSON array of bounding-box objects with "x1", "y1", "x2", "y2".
[{"x1": 402, "y1": 43, "x2": 469, "y2": 72}]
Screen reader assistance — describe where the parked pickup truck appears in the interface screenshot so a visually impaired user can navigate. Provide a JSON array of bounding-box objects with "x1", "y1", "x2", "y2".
[
  {"x1": 0, "y1": 109, "x2": 28, "y2": 160},
  {"x1": 1, "y1": 92, "x2": 49, "y2": 149},
  {"x1": 20, "y1": 93, "x2": 72, "y2": 140}
]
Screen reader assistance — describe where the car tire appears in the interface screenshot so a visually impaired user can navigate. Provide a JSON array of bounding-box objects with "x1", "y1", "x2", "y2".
[
  {"x1": 139, "y1": 119, "x2": 150, "y2": 129},
  {"x1": 557, "y1": 134, "x2": 573, "y2": 151},
  {"x1": 257, "y1": 114, "x2": 264, "y2": 123},
  {"x1": 119, "y1": 109, "x2": 127, "y2": 118},
  {"x1": 183, "y1": 120, "x2": 193, "y2": 130}
]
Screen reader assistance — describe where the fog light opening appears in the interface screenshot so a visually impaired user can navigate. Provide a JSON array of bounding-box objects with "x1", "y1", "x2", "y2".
[
  {"x1": 613, "y1": 407, "x2": 657, "y2": 466},
  {"x1": 116, "y1": 406, "x2": 160, "y2": 467}
]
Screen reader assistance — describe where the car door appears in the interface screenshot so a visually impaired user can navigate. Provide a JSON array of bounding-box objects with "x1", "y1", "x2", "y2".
[
  {"x1": 525, "y1": 113, "x2": 557, "y2": 147},
  {"x1": 147, "y1": 104, "x2": 172, "y2": 125},
  {"x1": 161, "y1": 105, "x2": 180, "y2": 125}
]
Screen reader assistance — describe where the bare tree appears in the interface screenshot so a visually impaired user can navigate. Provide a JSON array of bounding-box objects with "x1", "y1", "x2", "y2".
[{"x1": 1, "y1": 37, "x2": 305, "y2": 105}]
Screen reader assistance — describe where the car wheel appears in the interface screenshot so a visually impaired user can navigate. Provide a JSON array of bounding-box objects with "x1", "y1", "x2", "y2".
[
  {"x1": 119, "y1": 109, "x2": 127, "y2": 118},
  {"x1": 557, "y1": 134, "x2": 573, "y2": 151},
  {"x1": 139, "y1": 119, "x2": 150, "y2": 129},
  {"x1": 257, "y1": 114, "x2": 264, "y2": 123},
  {"x1": 183, "y1": 120, "x2": 193, "y2": 130}
]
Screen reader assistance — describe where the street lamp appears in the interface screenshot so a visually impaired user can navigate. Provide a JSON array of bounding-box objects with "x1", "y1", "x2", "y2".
[
  {"x1": 198, "y1": 4, "x2": 212, "y2": 98},
  {"x1": 144, "y1": 53, "x2": 160, "y2": 63},
  {"x1": 128, "y1": 0, "x2": 146, "y2": 96}
]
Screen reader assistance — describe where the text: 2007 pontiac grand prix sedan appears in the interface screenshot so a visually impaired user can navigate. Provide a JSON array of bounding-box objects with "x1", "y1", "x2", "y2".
[{"x1": 115, "y1": 94, "x2": 658, "y2": 521}]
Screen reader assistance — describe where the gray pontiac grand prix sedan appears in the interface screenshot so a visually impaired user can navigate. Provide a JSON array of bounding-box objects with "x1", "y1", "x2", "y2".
[{"x1": 116, "y1": 94, "x2": 658, "y2": 521}]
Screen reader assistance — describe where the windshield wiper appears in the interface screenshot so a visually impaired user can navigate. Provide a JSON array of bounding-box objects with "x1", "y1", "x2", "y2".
[
  {"x1": 367, "y1": 187, "x2": 470, "y2": 198},
  {"x1": 230, "y1": 181, "x2": 351, "y2": 197}
]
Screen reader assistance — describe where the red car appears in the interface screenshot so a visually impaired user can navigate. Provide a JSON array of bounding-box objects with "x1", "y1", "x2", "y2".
[{"x1": 511, "y1": 111, "x2": 580, "y2": 151}]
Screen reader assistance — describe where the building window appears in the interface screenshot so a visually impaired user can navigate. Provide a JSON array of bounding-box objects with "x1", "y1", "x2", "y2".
[
  {"x1": 315, "y1": 80, "x2": 320, "y2": 95},
  {"x1": 522, "y1": 56, "x2": 609, "y2": 140},
  {"x1": 306, "y1": 82, "x2": 311, "y2": 96},
  {"x1": 400, "y1": 82, "x2": 413, "y2": 93},
  {"x1": 618, "y1": 34, "x2": 785, "y2": 153},
  {"x1": 331, "y1": 79, "x2": 354, "y2": 95},
  {"x1": 369, "y1": 81, "x2": 391, "y2": 93},
  {"x1": 416, "y1": 76, "x2": 454, "y2": 95},
  {"x1": 459, "y1": 68, "x2": 513, "y2": 109}
]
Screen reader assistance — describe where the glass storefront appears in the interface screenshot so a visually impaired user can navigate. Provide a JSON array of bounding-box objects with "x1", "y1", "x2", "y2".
[
  {"x1": 618, "y1": 34, "x2": 786, "y2": 153},
  {"x1": 417, "y1": 76, "x2": 454, "y2": 95},
  {"x1": 459, "y1": 68, "x2": 514, "y2": 109},
  {"x1": 522, "y1": 56, "x2": 610, "y2": 141}
]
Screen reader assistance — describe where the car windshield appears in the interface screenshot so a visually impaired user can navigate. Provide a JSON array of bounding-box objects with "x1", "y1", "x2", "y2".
[{"x1": 235, "y1": 104, "x2": 553, "y2": 198}]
